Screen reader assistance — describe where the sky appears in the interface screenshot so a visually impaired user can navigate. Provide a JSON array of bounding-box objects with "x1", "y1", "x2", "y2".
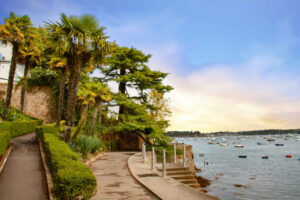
[{"x1": 1, "y1": 0, "x2": 300, "y2": 132}]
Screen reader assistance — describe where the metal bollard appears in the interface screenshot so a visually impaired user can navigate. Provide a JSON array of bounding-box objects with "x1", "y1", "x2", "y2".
[
  {"x1": 174, "y1": 143, "x2": 177, "y2": 163},
  {"x1": 163, "y1": 149, "x2": 166, "y2": 178},
  {"x1": 142, "y1": 143, "x2": 146, "y2": 162},
  {"x1": 183, "y1": 143, "x2": 186, "y2": 167},
  {"x1": 151, "y1": 147, "x2": 155, "y2": 170}
]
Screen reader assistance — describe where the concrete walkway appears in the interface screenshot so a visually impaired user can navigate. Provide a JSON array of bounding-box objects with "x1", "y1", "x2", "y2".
[
  {"x1": 0, "y1": 133, "x2": 47, "y2": 200},
  {"x1": 128, "y1": 153, "x2": 219, "y2": 200},
  {"x1": 90, "y1": 152, "x2": 158, "y2": 200}
]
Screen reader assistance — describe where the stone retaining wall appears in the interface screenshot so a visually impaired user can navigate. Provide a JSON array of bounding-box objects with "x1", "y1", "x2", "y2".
[{"x1": 0, "y1": 83, "x2": 56, "y2": 123}]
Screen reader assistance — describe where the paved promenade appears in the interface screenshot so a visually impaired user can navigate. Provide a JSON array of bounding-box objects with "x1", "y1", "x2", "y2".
[
  {"x1": 0, "y1": 133, "x2": 47, "y2": 200},
  {"x1": 90, "y1": 152, "x2": 158, "y2": 200},
  {"x1": 128, "y1": 153, "x2": 219, "y2": 200}
]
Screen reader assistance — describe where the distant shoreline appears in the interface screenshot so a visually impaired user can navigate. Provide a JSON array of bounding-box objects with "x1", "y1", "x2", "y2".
[{"x1": 167, "y1": 129, "x2": 300, "y2": 137}]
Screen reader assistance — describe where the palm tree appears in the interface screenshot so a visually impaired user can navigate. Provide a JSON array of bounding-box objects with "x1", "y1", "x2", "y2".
[
  {"x1": 73, "y1": 82, "x2": 95, "y2": 139},
  {"x1": 89, "y1": 81, "x2": 112, "y2": 135},
  {"x1": 18, "y1": 27, "x2": 43, "y2": 113},
  {"x1": 0, "y1": 12, "x2": 33, "y2": 120},
  {"x1": 46, "y1": 13, "x2": 113, "y2": 142},
  {"x1": 48, "y1": 55, "x2": 68, "y2": 127}
]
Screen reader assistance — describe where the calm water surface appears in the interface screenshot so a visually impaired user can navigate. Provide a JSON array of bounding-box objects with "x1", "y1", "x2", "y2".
[{"x1": 174, "y1": 135, "x2": 300, "y2": 200}]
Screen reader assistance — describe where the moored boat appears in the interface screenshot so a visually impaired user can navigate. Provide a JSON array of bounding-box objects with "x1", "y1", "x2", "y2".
[
  {"x1": 285, "y1": 155, "x2": 292, "y2": 158},
  {"x1": 275, "y1": 143, "x2": 284, "y2": 146},
  {"x1": 208, "y1": 141, "x2": 219, "y2": 144},
  {"x1": 238, "y1": 155, "x2": 247, "y2": 158},
  {"x1": 262, "y1": 155, "x2": 269, "y2": 159},
  {"x1": 257, "y1": 142, "x2": 266, "y2": 145},
  {"x1": 267, "y1": 138, "x2": 275, "y2": 142},
  {"x1": 234, "y1": 145, "x2": 244, "y2": 148},
  {"x1": 220, "y1": 143, "x2": 228, "y2": 146}
]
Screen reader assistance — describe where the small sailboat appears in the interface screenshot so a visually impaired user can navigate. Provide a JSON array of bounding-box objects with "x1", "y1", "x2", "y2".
[
  {"x1": 208, "y1": 140, "x2": 219, "y2": 144},
  {"x1": 220, "y1": 143, "x2": 228, "y2": 146},
  {"x1": 257, "y1": 142, "x2": 266, "y2": 145},
  {"x1": 238, "y1": 155, "x2": 247, "y2": 158},
  {"x1": 275, "y1": 143, "x2": 284, "y2": 146},
  {"x1": 262, "y1": 155, "x2": 269, "y2": 159},
  {"x1": 267, "y1": 137, "x2": 275, "y2": 142},
  {"x1": 234, "y1": 145, "x2": 244, "y2": 148}
]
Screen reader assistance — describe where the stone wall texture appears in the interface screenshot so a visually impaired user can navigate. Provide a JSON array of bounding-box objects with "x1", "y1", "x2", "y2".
[{"x1": 0, "y1": 83, "x2": 57, "y2": 123}]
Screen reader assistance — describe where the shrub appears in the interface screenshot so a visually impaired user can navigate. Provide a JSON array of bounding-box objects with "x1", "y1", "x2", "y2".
[
  {"x1": 0, "y1": 130, "x2": 10, "y2": 157},
  {"x1": 0, "y1": 101, "x2": 34, "y2": 121},
  {"x1": 0, "y1": 120, "x2": 42, "y2": 138},
  {"x1": 70, "y1": 135, "x2": 102, "y2": 158},
  {"x1": 0, "y1": 120, "x2": 41, "y2": 157},
  {"x1": 36, "y1": 126, "x2": 96, "y2": 200}
]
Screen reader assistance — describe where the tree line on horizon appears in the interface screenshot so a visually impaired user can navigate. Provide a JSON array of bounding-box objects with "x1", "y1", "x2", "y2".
[
  {"x1": 0, "y1": 12, "x2": 173, "y2": 146},
  {"x1": 167, "y1": 129, "x2": 300, "y2": 137}
]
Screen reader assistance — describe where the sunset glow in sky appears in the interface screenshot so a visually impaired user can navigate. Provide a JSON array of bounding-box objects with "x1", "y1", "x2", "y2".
[{"x1": 1, "y1": 0, "x2": 300, "y2": 132}]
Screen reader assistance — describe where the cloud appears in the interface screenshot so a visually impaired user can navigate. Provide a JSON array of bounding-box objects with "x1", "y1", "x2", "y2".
[{"x1": 143, "y1": 20, "x2": 300, "y2": 132}]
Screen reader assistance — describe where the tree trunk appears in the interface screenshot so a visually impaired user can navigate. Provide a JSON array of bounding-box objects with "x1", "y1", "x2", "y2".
[
  {"x1": 72, "y1": 104, "x2": 88, "y2": 140},
  {"x1": 3, "y1": 43, "x2": 19, "y2": 120},
  {"x1": 56, "y1": 67, "x2": 67, "y2": 127},
  {"x1": 20, "y1": 56, "x2": 30, "y2": 113},
  {"x1": 90, "y1": 100, "x2": 102, "y2": 135},
  {"x1": 118, "y1": 66, "x2": 126, "y2": 115},
  {"x1": 65, "y1": 56, "x2": 81, "y2": 142}
]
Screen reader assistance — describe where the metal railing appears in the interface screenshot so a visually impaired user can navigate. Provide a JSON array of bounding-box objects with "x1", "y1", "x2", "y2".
[{"x1": 142, "y1": 142, "x2": 187, "y2": 178}]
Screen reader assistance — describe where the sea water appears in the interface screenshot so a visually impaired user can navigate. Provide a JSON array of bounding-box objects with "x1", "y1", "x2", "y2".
[{"x1": 173, "y1": 135, "x2": 300, "y2": 200}]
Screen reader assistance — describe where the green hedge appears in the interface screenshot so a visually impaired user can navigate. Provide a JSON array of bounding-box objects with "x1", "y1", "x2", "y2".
[
  {"x1": 0, "y1": 130, "x2": 10, "y2": 157},
  {"x1": 0, "y1": 120, "x2": 42, "y2": 157},
  {"x1": 1, "y1": 120, "x2": 43, "y2": 138},
  {"x1": 36, "y1": 126, "x2": 96, "y2": 200}
]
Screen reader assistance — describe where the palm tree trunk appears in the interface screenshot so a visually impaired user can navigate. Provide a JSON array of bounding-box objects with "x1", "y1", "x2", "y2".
[
  {"x1": 72, "y1": 104, "x2": 88, "y2": 140},
  {"x1": 3, "y1": 43, "x2": 19, "y2": 120},
  {"x1": 118, "y1": 67, "x2": 126, "y2": 116},
  {"x1": 20, "y1": 56, "x2": 30, "y2": 113},
  {"x1": 98, "y1": 102, "x2": 103, "y2": 125},
  {"x1": 90, "y1": 100, "x2": 102, "y2": 135},
  {"x1": 65, "y1": 56, "x2": 81, "y2": 142},
  {"x1": 56, "y1": 67, "x2": 67, "y2": 127}
]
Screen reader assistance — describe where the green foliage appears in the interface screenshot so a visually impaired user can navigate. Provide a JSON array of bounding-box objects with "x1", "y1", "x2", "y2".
[
  {"x1": 0, "y1": 120, "x2": 40, "y2": 157},
  {"x1": 0, "y1": 101, "x2": 34, "y2": 121},
  {"x1": 36, "y1": 125, "x2": 96, "y2": 199},
  {"x1": 26, "y1": 66, "x2": 59, "y2": 89},
  {"x1": 70, "y1": 135, "x2": 102, "y2": 158},
  {"x1": 0, "y1": 120, "x2": 41, "y2": 138},
  {"x1": 0, "y1": 130, "x2": 10, "y2": 157}
]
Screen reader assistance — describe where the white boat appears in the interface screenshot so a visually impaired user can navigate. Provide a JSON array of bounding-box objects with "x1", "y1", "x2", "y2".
[
  {"x1": 208, "y1": 140, "x2": 219, "y2": 144},
  {"x1": 220, "y1": 143, "x2": 228, "y2": 146}
]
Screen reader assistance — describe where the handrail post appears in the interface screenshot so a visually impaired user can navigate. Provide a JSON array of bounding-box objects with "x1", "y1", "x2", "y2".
[
  {"x1": 174, "y1": 143, "x2": 177, "y2": 163},
  {"x1": 163, "y1": 149, "x2": 166, "y2": 178},
  {"x1": 183, "y1": 143, "x2": 186, "y2": 167},
  {"x1": 142, "y1": 143, "x2": 146, "y2": 162},
  {"x1": 151, "y1": 147, "x2": 155, "y2": 170}
]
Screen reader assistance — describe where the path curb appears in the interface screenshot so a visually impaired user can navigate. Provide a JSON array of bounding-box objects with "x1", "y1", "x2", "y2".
[
  {"x1": 0, "y1": 145, "x2": 13, "y2": 175},
  {"x1": 127, "y1": 153, "x2": 162, "y2": 200},
  {"x1": 38, "y1": 139, "x2": 56, "y2": 200}
]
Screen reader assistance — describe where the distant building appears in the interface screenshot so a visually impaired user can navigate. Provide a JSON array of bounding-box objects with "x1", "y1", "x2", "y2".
[{"x1": 0, "y1": 41, "x2": 25, "y2": 83}]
